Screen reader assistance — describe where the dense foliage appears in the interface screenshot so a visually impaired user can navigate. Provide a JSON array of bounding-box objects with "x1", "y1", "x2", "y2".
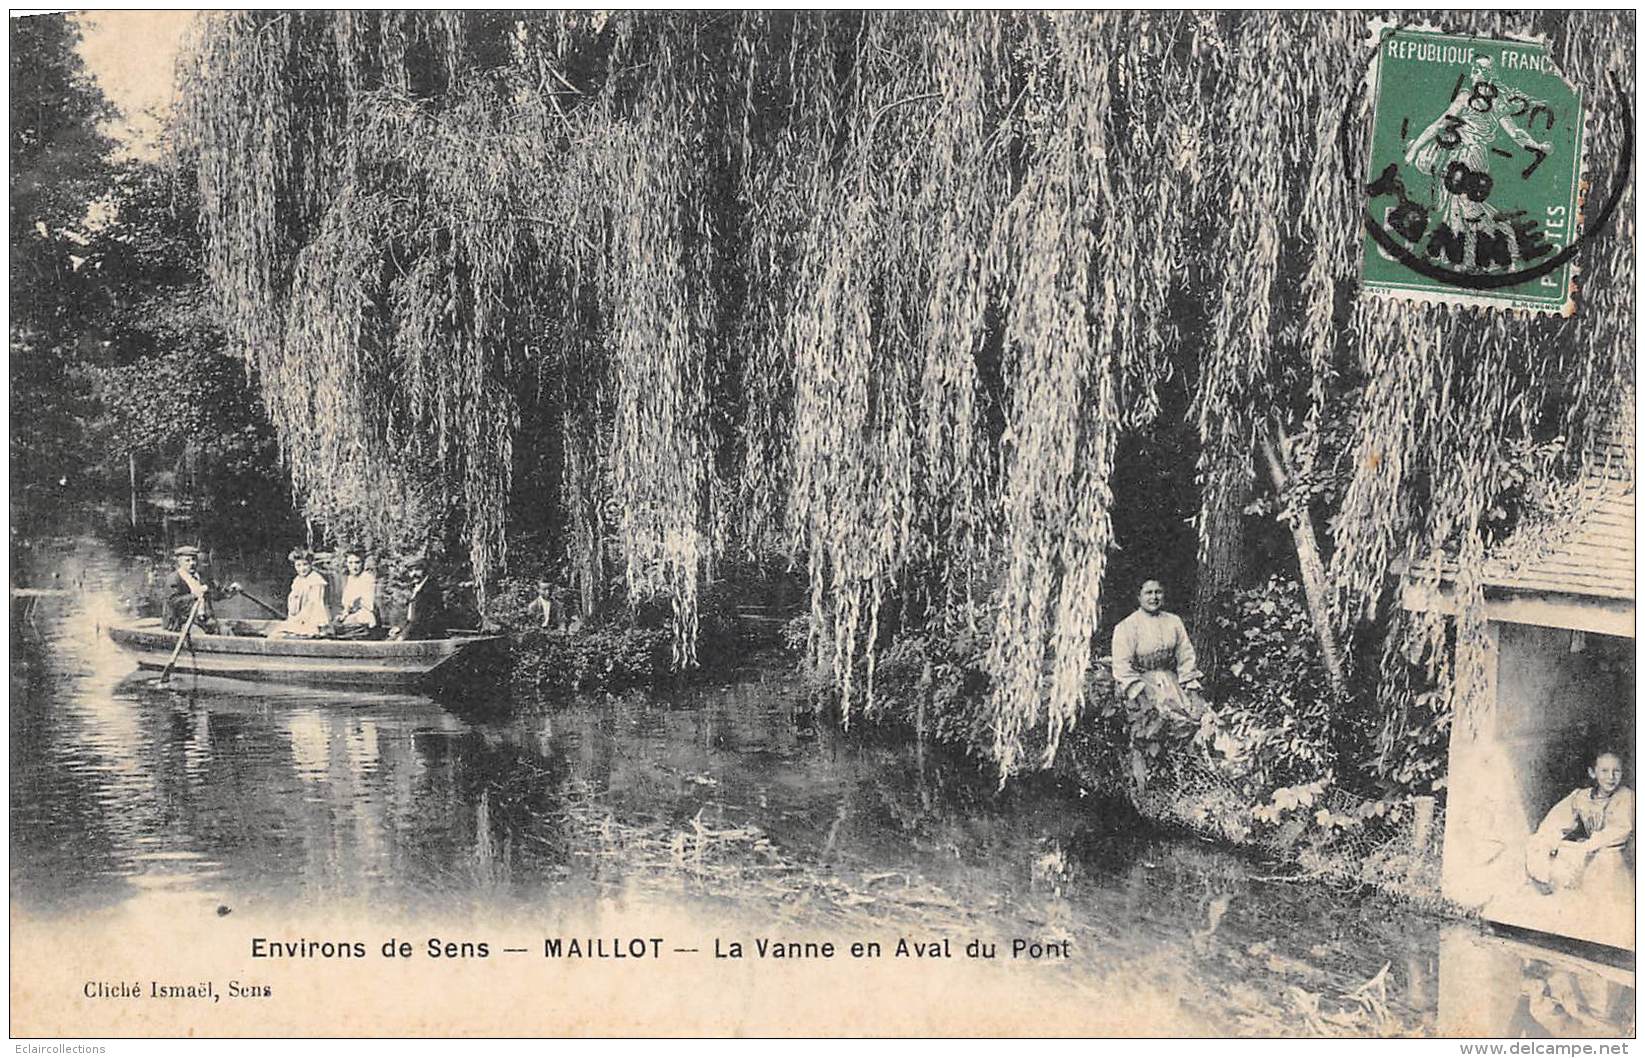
[
  {"x1": 10, "y1": 14, "x2": 117, "y2": 506},
  {"x1": 1210, "y1": 579, "x2": 1344, "y2": 788},
  {"x1": 488, "y1": 569, "x2": 747, "y2": 693},
  {"x1": 87, "y1": 164, "x2": 294, "y2": 541},
  {"x1": 10, "y1": 15, "x2": 115, "y2": 314},
  {"x1": 10, "y1": 14, "x2": 292, "y2": 542},
  {"x1": 175, "y1": 12, "x2": 1634, "y2": 776}
]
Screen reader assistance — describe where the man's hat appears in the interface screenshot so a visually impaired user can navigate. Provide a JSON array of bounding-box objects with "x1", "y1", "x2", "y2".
[{"x1": 173, "y1": 545, "x2": 203, "y2": 558}]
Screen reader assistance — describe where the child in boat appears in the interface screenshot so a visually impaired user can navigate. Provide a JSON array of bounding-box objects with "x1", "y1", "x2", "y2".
[
  {"x1": 332, "y1": 548, "x2": 382, "y2": 639},
  {"x1": 1526, "y1": 748, "x2": 1634, "y2": 896},
  {"x1": 276, "y1": 548, "x2": 333, "y2": 637}
]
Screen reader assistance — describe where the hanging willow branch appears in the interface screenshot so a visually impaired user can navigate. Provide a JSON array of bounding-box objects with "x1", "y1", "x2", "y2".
[{"x1": 177, "y1": 10, "x2": 1633, "y2": 775}]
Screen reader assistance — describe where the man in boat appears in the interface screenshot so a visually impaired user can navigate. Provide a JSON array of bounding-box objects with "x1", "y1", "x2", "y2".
[
  {"x1": 161, "y1": 546, "x2": 241, "y2": 633},
  {"x1": 392, "y1": 556, "x2": 448, "y2": 641}
]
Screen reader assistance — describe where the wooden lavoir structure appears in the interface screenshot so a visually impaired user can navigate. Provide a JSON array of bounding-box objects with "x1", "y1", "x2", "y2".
[
  {"x1": 1401, "y1": 417, "x2": 1635, "y2": 952},
  {"x1": 108, "y1": 618, "x2": 505, "y2": 689}
]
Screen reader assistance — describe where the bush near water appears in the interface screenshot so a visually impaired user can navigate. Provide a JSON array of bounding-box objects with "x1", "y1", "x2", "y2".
[
  {"x1": 838, "y1": 575, "x2": 1449, "y2": 902},
  {"x1": 485, "y1": 552, "x2": 791, "y2": 693}
]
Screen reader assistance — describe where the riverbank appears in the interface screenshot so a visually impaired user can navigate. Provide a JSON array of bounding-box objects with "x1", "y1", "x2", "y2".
[
  {"x1": 1054, "y1": 721, "x2": 1449, "y2": 910},
  {"x1": 851, "y1": 690, "x2": 1449, "y2": 910},
  {"x1": 485, "y1": 586, "x2": 1450, "y2": 910},
  {"x1": 795, "y1": 612, "x2": 1451, "y2": 912}
]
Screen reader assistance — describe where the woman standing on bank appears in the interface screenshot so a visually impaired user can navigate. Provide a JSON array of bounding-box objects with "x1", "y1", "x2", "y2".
[{"x1": 1110, "y1": 578, "x2": 1207, "y2": 723}]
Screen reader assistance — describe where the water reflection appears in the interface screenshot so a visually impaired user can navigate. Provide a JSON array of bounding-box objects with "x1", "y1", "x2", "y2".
[
  {"x1": 1440, "y1": 927, "x2": 1636, "y2": 1037},
  {"x1": 8, "y1": 536, "x2": 1636, "y2": 1036}
]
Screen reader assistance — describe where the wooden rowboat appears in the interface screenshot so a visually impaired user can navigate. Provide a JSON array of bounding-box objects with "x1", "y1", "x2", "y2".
[{"x1": 107, "y1": 618, "x2": 506, "y2": 689}]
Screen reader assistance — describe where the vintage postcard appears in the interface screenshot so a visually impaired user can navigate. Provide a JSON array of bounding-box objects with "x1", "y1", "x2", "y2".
[{"x1": 8, "y1": 9, "x2": 1635, "y2": 1040}]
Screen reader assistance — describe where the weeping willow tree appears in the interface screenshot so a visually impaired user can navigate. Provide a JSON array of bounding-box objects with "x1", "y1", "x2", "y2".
[{"x1": 177, "y1": 11, "x2": 1634, "y2": 775}]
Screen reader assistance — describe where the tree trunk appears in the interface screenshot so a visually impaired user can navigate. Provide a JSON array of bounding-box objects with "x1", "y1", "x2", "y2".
[
  {"x1": 562, "y1": 409, "x2": 605, "y2": 621},
  {"x1": 1191, "y1": 449, "x2": 1251, "y2": 651},
  {"x1": 1258, "y1": 419, "x2": 1348, "y2": 699},
  {"x1": 129, "y1": 452, "x2": 139, "y2": 528}
]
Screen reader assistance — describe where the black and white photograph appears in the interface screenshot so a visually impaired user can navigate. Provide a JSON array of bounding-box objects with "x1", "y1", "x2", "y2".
[{"x1": 7, "y1": 8, "x2": 1636, "y2": 1039}]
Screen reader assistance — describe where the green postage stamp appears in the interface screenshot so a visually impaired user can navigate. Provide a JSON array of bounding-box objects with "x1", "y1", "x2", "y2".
[{"x1": 1361, "y1": 27, "x2": 1585, "y2": 313}]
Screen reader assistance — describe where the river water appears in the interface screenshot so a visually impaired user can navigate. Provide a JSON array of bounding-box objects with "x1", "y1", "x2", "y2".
[{"x1": 9, "y1": 535, "x2": 1636, "y2": 1036}]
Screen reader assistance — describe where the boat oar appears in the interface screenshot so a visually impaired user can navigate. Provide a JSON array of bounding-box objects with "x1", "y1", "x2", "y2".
[
  {"x1": 158, "y1": 597, "x2": 204, "y2": 684},
  {"x1": 234, "y1": 587, "x2": 284, "y2": 619}
]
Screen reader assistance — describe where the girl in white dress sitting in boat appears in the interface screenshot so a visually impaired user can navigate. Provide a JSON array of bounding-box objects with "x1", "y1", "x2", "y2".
[
  {"x1": 331, "y1": 548, "x2": 382, "y2": 640},
  {"x1": 276, "y1": 548, "x2": 332, "y2": 638}
]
